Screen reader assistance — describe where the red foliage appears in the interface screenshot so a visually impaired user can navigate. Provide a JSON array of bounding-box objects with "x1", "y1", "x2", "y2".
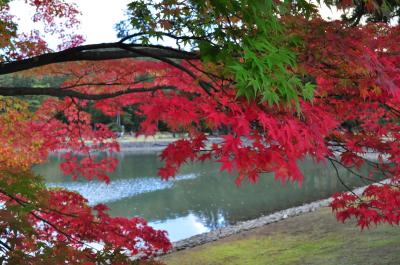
[
  {"x1": 1, "y1": 1, "x2": 400, "y2": 263},
  {"x1": 21, "y1": 19, "x2": 400, "y2": 233},
  {"x1": 0, "y1": 0, "x2": 83, "y2": 61},
  {"x1": 0, "y1": 189, "x2": 171, "y2": 264}
]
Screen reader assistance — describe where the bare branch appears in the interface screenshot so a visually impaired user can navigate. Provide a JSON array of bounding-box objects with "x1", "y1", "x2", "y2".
[
  {"x1": 328, "y1": 157, "x2": 361, "y2": 199},
  {"x1": 0, "y1": 43, "x2": 200, "y2": 76},
  {"x1": 0, "y1": 85, "x2": 176, "y2": 100}
]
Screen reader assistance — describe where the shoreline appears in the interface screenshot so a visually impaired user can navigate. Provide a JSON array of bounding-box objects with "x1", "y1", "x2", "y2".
[
  {"x1": 118, "y1": 137, "x2": 223, "y2": 153},
  {"x1": 167, "y1": 179, "x2": 389, "y2": 253},
  {"x1": 118, "y1": 140, "x2": 173, "y2": 153},
  {"x1": 50, "y1": 136, "x2": 223, "y2": 154},
  {"x1": 162, "y1": 199, "x2": 400, "y2": 265},
  {"x1": 49, "y1": 137, "x2": 389, "y2": 255}
]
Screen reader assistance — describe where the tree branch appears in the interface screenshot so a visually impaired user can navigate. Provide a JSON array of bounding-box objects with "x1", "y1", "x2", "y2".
[
  {"x1": 118, "y1": 31, "x2": 212, "y2": 44},
  {"x1": 117, "y1": 42, "x2": 215, "y2": 95},
  {"x1": 0, "y1": 43, "x2": 200, "y2": 76},
  {"x1": 0, "y1": 85, "x2": 176, "y2": 100},
  {"x1": 328, "y1": 157, "x2": 361, "y2": 199}
]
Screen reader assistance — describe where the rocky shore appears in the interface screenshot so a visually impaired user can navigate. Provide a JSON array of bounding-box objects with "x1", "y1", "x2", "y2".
[
  {"x1": 115, "y1": 138, "x2": 388, "y2": 254},
  {"x1": 169, "y1": 180, "x2": 388, "y2": 253}
]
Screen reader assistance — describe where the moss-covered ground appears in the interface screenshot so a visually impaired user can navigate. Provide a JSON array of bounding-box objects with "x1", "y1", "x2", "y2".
[{"x1": 162, "y1": 208, "x2": 400, "y2": 265}]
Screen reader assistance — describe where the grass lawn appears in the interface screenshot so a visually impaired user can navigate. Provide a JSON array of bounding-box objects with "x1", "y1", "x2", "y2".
[{"x1": 162, "y1": 208, "x2": 400, "y2": 265}]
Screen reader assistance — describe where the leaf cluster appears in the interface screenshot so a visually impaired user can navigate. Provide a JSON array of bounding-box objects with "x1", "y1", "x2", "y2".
[
  {"x1": 119, "y1": 0, "x2": 318, "y2": 109},
  {"x1": 321, "y1": 0, "x2": 400, "y2": 25}
]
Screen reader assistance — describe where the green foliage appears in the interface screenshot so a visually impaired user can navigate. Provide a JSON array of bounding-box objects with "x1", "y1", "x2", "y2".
[
  {"x1": 0, "y1": 171, "x2": 45, "y2": 203},
  {"x1": 0, "y1": 0, "x2": 11, "y2": 7},
  {"x1": 0, "y1": 74, "x2": 68, "y2": 111},
  {"x1": 0, "y1": 73, "x2": 67, "y2": 88},
  {"x1": 120, "y1": 0, "x2": 317, "y2": 109}
]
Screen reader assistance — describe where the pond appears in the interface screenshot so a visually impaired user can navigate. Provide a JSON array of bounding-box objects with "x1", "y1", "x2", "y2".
[{"x1": 34, "y1": 152, "x2": 373, "y2": 242}]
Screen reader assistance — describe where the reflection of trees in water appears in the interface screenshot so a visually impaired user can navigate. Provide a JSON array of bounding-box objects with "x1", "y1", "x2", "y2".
[
  {"x1": 36, "y1": 153, "x2": 165, "y2": 182},
  {"x1": 38, "y1": 153, "x2": 383, "y2": 231},
  {"x1": 36, "y1": 152, "x2": 209, "y2": 182},
  {"x1": 106, "y1": 158, "x2": 380, "y2": 230},
  {"x1": 33, "y1": 153, "x2": 66, "y2": 182},
  {"x1": 195, "y1": 208, "x2": 227, "y2": 230}
]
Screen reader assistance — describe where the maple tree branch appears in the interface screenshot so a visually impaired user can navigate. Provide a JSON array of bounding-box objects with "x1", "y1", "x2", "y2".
[
  {"x1": 0, "y1": 188, "x2": 103, "y2": 261},
  {"x1": 381, "y1": 101, "x2": 400, "y2": 117},
  {"x1": 0, "y1": 85, "x2": 176, "y2": 100},
  {"x1": 117, "y1": 42, "x2": 216, "y2": 95},
  {"x1": 0, "y1": 42, "x2": 200, "y2": 75},
  {"x1": 327, "y1": 157, "x2": 379, "y2": 185},
  {"x1": 118, "y1": 31, "x2": 212, "y2": 44},
  {"x1": 28, "y1": 210, "x2": 107, "y2": 263},
  {"x1": 328, "y1": 158, "x2": 362, "y2": 199}
]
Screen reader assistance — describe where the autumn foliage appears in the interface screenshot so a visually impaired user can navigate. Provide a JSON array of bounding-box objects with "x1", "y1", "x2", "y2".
[{"x1": 0, "y1": 0, "x2": 400, "y2": 264}]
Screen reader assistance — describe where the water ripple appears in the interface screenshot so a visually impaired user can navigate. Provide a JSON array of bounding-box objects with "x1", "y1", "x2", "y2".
[{"x1": 46, "y1": 174, "x2": 198, "y2": 205}]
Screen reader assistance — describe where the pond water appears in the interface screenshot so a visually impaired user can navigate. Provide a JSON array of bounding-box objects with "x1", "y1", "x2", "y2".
[{"x1": 34, "y1": 152, "x2": 373, "y2": 242}]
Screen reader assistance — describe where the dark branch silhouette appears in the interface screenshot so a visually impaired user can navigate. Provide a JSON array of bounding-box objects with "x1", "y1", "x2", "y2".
[
  {"x1": 0, "y1": 85, "x2": 176, "y2": 99},
  {"x1": 0, "y1": 43, "x2": 199, "y2": 75}
]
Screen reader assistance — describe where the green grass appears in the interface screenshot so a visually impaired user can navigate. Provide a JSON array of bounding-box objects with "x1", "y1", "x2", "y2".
[
  {"x1": 164, "y1": 234, "x2": 342, "y2": 265},
  {"x1": 162, "y1": 208, "x2": 400, "y2": 265},
  {"x1": 189, "y1": 235, "x2": 342, "y2": 265}
]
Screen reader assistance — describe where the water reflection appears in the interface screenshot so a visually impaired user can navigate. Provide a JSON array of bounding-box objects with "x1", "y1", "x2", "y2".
[
  {"x1": 34, "y1": 153, "x2": 378, "y2": 242},
  {"x1": 150, "y1": 213, "x2": 209, "y2": 242},
  {"x1": 47, "y1": 173, "x2": 198, "y2": 205}
]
